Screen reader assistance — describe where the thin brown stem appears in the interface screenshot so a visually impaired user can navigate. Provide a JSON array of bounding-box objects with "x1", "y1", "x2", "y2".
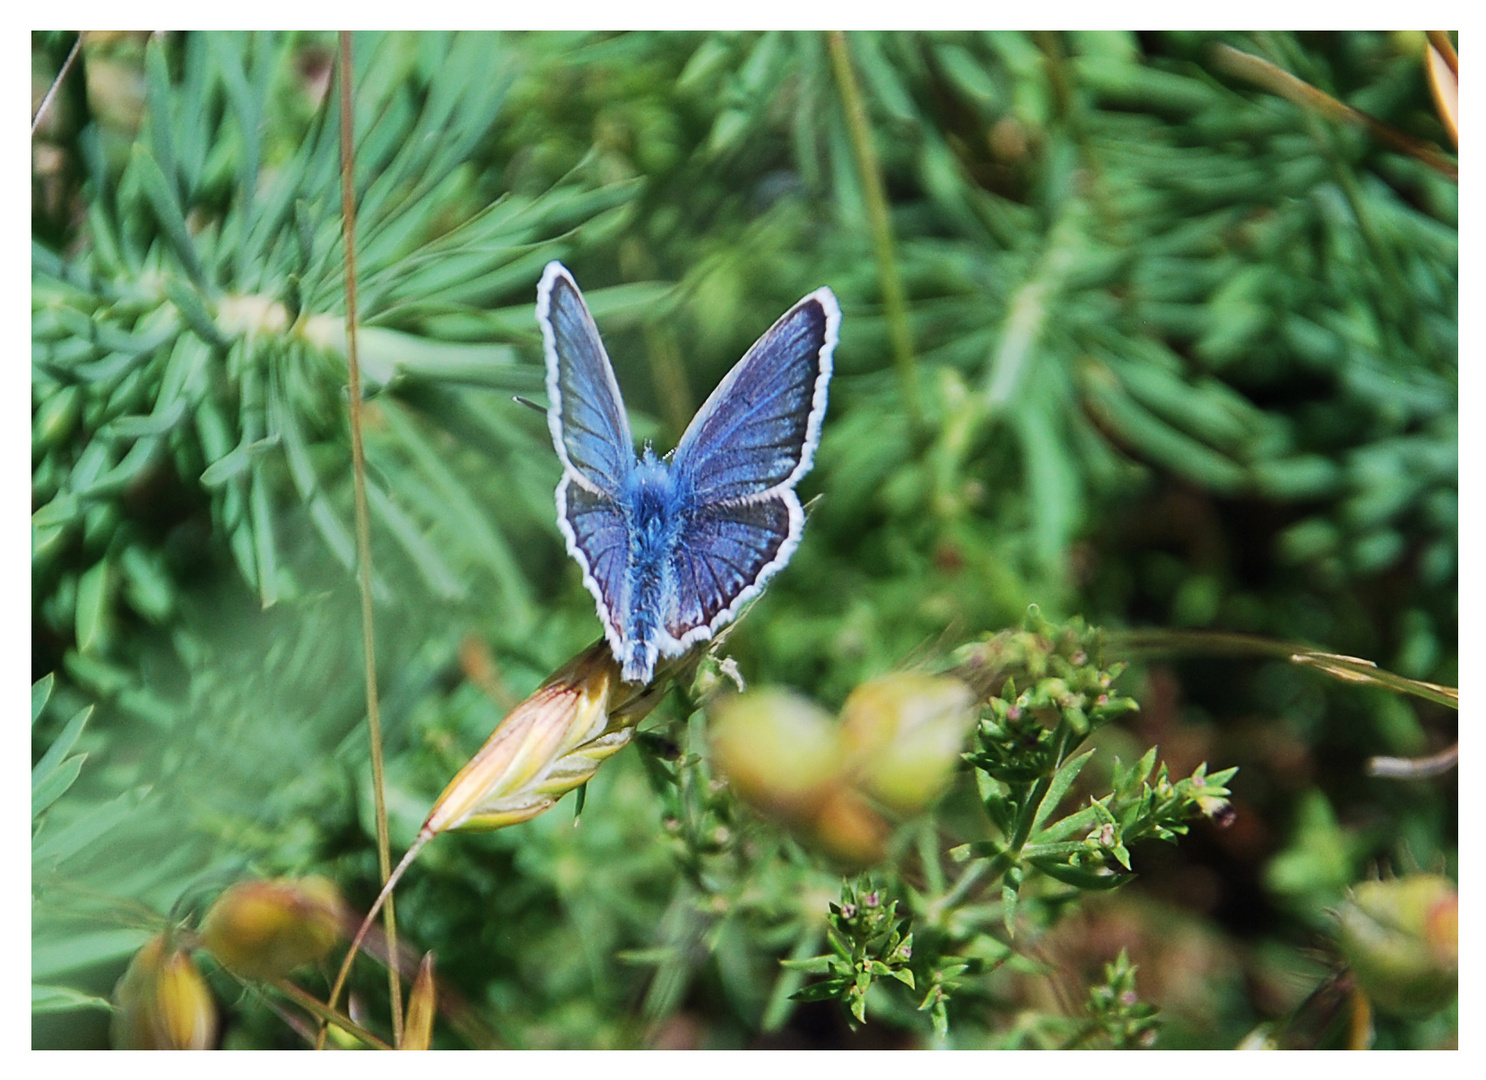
[
  {"x1": 1211, "y1": 43, "x2": 1458, "y2": 182},
  {"x1": 324, "y1": 831, "x2": 431, "y2": 1033},
  {"x1": 32, "y1": 34, "x2": 81, "y2": 136},
  {"x1": 329, "y1": 29, "x2": 402, "y2": 1048},
  {"x1": 273, "y1": 978, "x2": 393, "y2": 1049}
]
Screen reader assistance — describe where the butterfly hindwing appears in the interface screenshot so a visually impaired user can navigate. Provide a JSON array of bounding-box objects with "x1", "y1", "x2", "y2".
[
  {"x1": 556, "y1": 477, "x2": 631, "y2": 659},
  {"x1": 541, "y1": 261, "x2": 638, "y2": 663},
  {"x1": 539, "y1": 262, "x2": 635, "y2": 495},
  {"x1": 663, "y1": 495, "x2": 802, "y2": 647},
  {"x1": 672, "y1": 289, "x2": 838, "y2": 503}
]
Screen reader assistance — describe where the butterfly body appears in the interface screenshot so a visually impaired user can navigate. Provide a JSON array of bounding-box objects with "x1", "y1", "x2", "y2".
[
  {"x1": 615, "y1": 450, "x2": 688, "y2": 681},
  {"x1": 539, "y1": 262, "x2": 838, "y2": 684}
]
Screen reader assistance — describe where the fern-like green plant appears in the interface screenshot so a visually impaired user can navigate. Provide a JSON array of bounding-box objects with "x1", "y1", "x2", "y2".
[{"x1": 32, "y1": 32, "x2": 645, "y2": 661}]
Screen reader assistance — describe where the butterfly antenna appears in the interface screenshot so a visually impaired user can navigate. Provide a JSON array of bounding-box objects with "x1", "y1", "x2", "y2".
[{"x1": 513, "y1": 395, "x2": 547, "y2": 415}]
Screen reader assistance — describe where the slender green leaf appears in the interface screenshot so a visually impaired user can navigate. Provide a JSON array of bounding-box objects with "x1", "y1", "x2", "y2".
[
  {"x1": 31, "y1": 675, "x2": 55, "y2": 727},
  {"x1": 74, "y1": 562, "x2": 109, "y2": 655},
  {"x1": 31, "y1": 985, "x2": 115, "y2": 1015},
  {"x1": 131, "y1": 147, "x2": 208, "y2": 290},
  {"x1": 33, "y1": 786, "x2": 150, "y2": 866},
  {"x1": 1031, "y1": 749, "x2": 1096, "y2": 836},
  {"x1": 31, "y1": 754, "x2": 86, "y2": 819},
  {"x1": 31, "y1": 929, "x2": 153, "y2": 981},
  {"x1": 365, "y1": 482, "x2": 464, "y2": 599},
  {"x1": 32, "y1": 706, "x2": 92, "y2": 786}
]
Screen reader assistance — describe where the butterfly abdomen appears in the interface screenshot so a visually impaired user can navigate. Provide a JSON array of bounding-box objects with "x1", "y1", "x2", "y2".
[{"x1": 618, "y1": 459, "x2": 688, "y2": 682}]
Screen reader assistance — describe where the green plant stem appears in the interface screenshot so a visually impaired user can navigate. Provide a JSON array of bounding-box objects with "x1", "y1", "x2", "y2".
[
  {"x1": 272, "y1": 977, "x2": 392, "y2": 1049},
  {"x1": 331, "y1": 29, "x2": 402, "y2": 1049},
  {"x1": 1010, "y1": 727, "x2": 1072, "y2": 853},
  {"x1": 976, "y1": 729, "x2": 1078, "y2": 916},
  {"x1": 928, "y1": 860, "x2": 991, "y2": 929},
  {"x1": 826, "y1": 31, "x2": 922, "y2": 434}
]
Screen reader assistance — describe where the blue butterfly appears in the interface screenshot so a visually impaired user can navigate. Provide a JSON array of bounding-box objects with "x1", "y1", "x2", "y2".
[{"x1": 537, "y1": 262, "x2": 838, "y2": 685}]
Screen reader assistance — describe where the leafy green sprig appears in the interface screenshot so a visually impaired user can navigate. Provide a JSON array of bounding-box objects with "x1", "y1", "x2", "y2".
[
  {"x1": 779, "y1": 611, "x2": 1235, "y2": 1038},
  {"x1": 953, "y1": 612, "x2": 1234, "y2": 925},
  {"x1": 1076, "y1": 949, "x2": 1161, "y2": 1049},
  {"x1": 785, "y1": 879, "x2": 915, "y2": 1025}
]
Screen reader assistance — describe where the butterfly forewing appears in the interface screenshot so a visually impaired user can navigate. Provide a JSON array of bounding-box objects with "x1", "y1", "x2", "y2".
[
  {"x1": 672, "y1": 290, "x2": 838, "y2": 504},
  {"x1": 539, "y1": 263, "x2": 636, "y2": 495}
]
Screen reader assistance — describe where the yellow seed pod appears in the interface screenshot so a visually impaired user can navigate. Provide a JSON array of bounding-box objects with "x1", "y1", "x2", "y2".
[
  {"x1": 111, "y1": 934, "x2": 217, "y2": 1049},
  {"x1": 200, "y1": 876, "x2": 347, "y2": 981},
  {"x1": 710, "y1": 688, "x2": 843, "y2": 817},
  {"x1": 839, "y1": 673, "x2": 976, "y2": 815},
  {"x1": 426, "y1": 641, "x2": 666, "y2": 833},
  {"x1": 1336, "y1": 874, "x2": 1458, "y2": 1018}
]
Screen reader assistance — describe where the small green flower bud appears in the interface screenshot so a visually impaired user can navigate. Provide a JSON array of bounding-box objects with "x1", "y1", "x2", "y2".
[
  {"x1": 111, "y1": 934, "x2": 217, "y2": 1049},
  {"x1": 199, "y1": 876, "x2": 347, "y2": 981},
  {"x1": 1336, "y1": 874, "x2": 1457, "y2": 1017}
]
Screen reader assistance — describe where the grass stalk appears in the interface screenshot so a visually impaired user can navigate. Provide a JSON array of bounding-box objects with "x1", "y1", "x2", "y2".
[
  {"x1": 31, "y1": 33, "x2": 81, "y2": 136},
  {"x1": 320, "y1": 29, "x2": 402, "y2": 1048},
  {"x1": 1211, "y1": 43, "x2": 1457, "y2": 181},
  {"x1": 826, "y1": 31, "x2": 922, "y2": 433},
  {"x1": 1106, "y1": 628, "x2": 1458, "y2": 710}
]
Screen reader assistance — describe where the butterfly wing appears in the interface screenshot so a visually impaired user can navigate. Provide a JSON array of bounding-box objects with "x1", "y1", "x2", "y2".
[
  {"x1": 538, "y1": 262, "x2": 635, "y2": 496},
  {"x1": 556, "y1": 478, "x2": 632, "y2": 663},
  {"x1": 661, "y1": 495, "x2": 801, "y2": 652},
  {"x1": 538, "y1": 262, "x2": 636, "y2": 662},
  {"x1": 661, "y1": 287, "x2": 839, "y2": 653},
  {"x1": 671, "y1": 287, "x2": 838, "y2": 504}
]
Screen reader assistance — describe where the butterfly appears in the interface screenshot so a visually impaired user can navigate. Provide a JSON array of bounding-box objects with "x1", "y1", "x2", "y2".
[{"x1": 537, "y1": 262, "x2": 839, "y2": 685}]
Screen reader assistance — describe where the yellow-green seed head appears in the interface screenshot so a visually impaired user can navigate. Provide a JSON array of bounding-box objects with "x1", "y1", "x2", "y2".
[
  {"x1": 1336, "y1": 873, "x2": 1457, "y2": 1018},
  {"x1": 199, "y1": 876, "x2": 347, "y2": 981},
  {"x1": 111, "y1": 934, "x2": 218, "y2": 1049}
]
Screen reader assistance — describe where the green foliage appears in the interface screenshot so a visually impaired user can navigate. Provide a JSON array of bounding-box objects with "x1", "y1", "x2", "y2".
[
  {"x1": 766, "y1": 616, "x2": 1234, "y2": 1041},
  {"x1": 786, "y1": 880, "x2": 916, "y2": 1026},
  {"x1": 954, "y1": 615, "x2": 1235, "y2": 912},
  {"x1": 33, "y1": 30, "x2": 636, "y2": 661},
  {"x1": 1080, "y1": 950, "x2": 1161, "y2": 1048},
  {"x1": 32, "y1": 30, "x2": 1453, "y2": 1048}
]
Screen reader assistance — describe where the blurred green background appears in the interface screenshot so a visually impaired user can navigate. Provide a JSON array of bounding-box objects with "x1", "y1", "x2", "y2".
[{"x1": 31, "y1": 30, "x2": 1455, "y2": 1048}]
